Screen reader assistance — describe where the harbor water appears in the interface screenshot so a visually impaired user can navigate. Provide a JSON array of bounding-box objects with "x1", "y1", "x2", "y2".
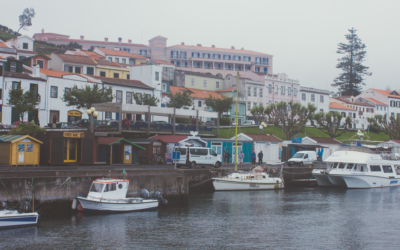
[{"x1": 1, "y1": 187, "x2": 400, "y2": 249}]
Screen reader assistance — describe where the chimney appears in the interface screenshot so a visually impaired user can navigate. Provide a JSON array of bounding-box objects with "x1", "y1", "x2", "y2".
[
  {"x1": 231, "y1": 46, "x2": 235, "y2": 49},
  {"x1": 33, "y1": 64, "x2": 40, "y2": 77},
  {"x1": 211, "y1": 45, "x2": 215, "y2": 48},
  {"x1": 181, "y1": 42, "x2": 185, "y2": 45},
  {"x1": 105, "y1": 37, "x2": 108, "y2": 42},
  {"x1": 128, "y1": 39, "x2": 132, "y2": 43},
  {"x1": 241, "y1": 47, "x2": 244, "y2": 50},
  {"x1": 80, "y1": 36, "x2": 84, "y2": 40},
  {"x1": 41, "y1": 29, "x2": 44, "y2": 35},
  {"x1": 197, "y1": 44, "x2": 201, "y2": 47},
  {"x1": 118, "y1": 37, "x2": 122, "y2": 44}
]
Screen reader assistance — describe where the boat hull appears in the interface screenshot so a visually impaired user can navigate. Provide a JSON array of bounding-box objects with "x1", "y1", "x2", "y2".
[
  {"x1": 77, "y1": 198, "x2": 159, "y2": 212},
  {"x1": 312, "y1": 171, "x2": 334, "y2": 187},
  {"x1": 212, "y1": 178, "x2": 284, "y2": 191},
  {"x1": 342, "y1": 175, "x2": 400, "y2": 188},
  {"x1": 327, "y1": 175, "x2": 347, "y2": 187},
  {"x1": 0, "y1": 212, "x2": 39, "y2": 229}
]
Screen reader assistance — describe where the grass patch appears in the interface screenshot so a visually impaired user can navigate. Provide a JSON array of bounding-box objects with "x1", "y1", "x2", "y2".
[{"x1": 0, "y1": 30, "x2": 18, "y2": 41}]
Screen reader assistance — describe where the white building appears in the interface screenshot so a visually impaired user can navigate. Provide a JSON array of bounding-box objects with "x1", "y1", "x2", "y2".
[
  {"x1": 357, "y1": 88, "x2": 400, "y2": 119},
  {"x1": 130, "y1": 64, "x2": 162, "y2": 105},
  {"x1": 328, "y1": 102, "x2": 360, "y2": 129},
  {"x1": 301, "y1": 137, "x2": 341, "y2": 161},
  {"x1": 300, "y1": 87, "x2": 329, "y2": 113},
  {"x1": 5, "y1": 35, "x2": 37, "y2": 60}
]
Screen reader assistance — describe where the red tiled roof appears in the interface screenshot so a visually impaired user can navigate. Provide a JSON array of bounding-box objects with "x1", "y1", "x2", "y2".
[
  {"x1": 0, "y1": 42, "x2": 10, "y2": 48},
  {"x1": 329, "y1": 102, "x2": 356, "y2": 110},
  {"x1": 364, "y1": 97, "x2": 387, "y2": 106},
  {"x1": 55, "y1": 54, "x2": 96, "y2": 65},
  {"x1": 169, "y1": 86, "x2": 191, "y2": 95},
  {"x1": 69, "y1": 50, "x2": 104, "y2": 60},
  {"x1": 186, "y1": 88, "x2": 224, "y2": 99},
  {"x1": 3, "y1": 71, "x2": 45, "y2": 81},
  {"x1": 0, "y1": 55, "x2": 5, "y2": 59},
  {"x1": 309, "y1": 137, "x2": 341, "y2": 144},
  {"x1": 94, "y1": 59, "x2": 122, "y2": 67},
  {"x1": 45, "y1": 37, "x2": 148, "y2": 47},
  {"x1": 17, "y1": 50, "x2": 38, "y2": 55},
  {"x1": 151, "y1": 59, "x2": 174, "y2": 66},
  {"x1": 168, "y1": 44, "x2": 271, "y2": 56},
  {"x1": 98, "y1": 48, "x2": 147, "y2": 59},
  {"x1": 217, "y1": 88, "x2": 235, "y2": 92},
  {"x1": 244, "y1": 133, "x2": 282, "y2": 142},
  {"x1": 150, "y1": 135, "x2": 188, "y2": 143},
  {"x1": 371, "y1": 89, "x2": 400, "y2": 99},
  {"x1": 390, "y1": 140, "x2": 400, "y2": 144},
  {"x1": 176, "y1": 69, "x2": 223, "y2": 79},
  {"x1": 151, "y1": 36, "x2": 167, "y2": 39},
  {"x1": 40, "y1": 68, "x2": 75, "y2": 78},
  {"x1": 89, "y1": 75, "x2": 153, "y2": 89},
  {"x1": 332, "y1": 97, "x2": 374, "y2": 107}
]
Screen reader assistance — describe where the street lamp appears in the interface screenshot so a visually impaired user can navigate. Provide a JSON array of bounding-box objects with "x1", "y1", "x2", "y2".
[
  {"x1": 86, "y1": 107, "x2": 98, "y2": 132},
  {"x1": 259, "y1": 122, "x2": 267, "y2": 134}
]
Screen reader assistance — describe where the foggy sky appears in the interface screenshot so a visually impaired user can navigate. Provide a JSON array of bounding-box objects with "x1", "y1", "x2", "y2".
[{"x1": 1, "y1": 0, "x2": 399, "y2": 93}]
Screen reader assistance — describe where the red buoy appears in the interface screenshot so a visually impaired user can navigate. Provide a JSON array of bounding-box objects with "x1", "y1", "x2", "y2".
[{"x1": 77, "y1": 204, "x2": 84, "y2": 211}]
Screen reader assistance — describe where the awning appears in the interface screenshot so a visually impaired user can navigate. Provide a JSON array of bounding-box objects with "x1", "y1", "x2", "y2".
[
  {"x1": 288, "y1": 144, "x2": 328, "y2": 149},
  {"x1": 98, "y1": 137, "x2": 145, "y2": 150}
]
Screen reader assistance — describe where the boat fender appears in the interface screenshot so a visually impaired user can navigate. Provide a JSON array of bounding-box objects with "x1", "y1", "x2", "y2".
[
  {"x1": 77, "y1": 204, "x2": 84, "y2": 211},
  {"x1": 155, "y1": 191, "x2": 168, "y2": 205},
  {"x1": 0, "y1": 201, "x2": 7, "y2": 210},
  {"x1": 71, "y1": 199, "x2": 78, "y2": 210}
]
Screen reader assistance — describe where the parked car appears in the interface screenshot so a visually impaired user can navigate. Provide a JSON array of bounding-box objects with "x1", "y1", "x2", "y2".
[
  {"x1": 242, "y1": 120, "x2": 255, "y2": 126},
  {"x1": 288, "y1": 151, "x2": 317, "y2": 166},
  {"x1": 76, "y1": 119, "x2": 105, "y2": 129},
  {"x1": 96, "y1": 120, "x2": 119, "y2": 131},
  {"x1": 173, "y1": 146, "x2": 221, "y2": 169},
  {"x1": 55, "y1": 122, "x2": 80, "y2": 129}
]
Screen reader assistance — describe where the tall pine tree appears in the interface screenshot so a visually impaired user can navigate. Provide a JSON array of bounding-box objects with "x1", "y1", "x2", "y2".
[{"x1": 332, "y1": 28, "x2": 372, "y2": 96}]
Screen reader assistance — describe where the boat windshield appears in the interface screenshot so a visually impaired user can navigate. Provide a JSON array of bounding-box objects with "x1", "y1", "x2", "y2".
[
  {"x1": 346, "y1": 163, "x2": 355, "y2": 171},
  {"x1": 292, "y1": 153, "x2": 304, "y2": 158},
  {"x1": 90, "y1": 183, "x2": 104, "y2": 192}
]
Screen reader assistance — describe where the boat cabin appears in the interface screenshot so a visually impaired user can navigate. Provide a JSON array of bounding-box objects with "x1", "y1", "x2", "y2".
[
  {"x1": 328, "y1": 162, "x2": 400, "y2": 175},
  {"x1": 88, "y1": 179, "x2": 129, "y2": 200}
]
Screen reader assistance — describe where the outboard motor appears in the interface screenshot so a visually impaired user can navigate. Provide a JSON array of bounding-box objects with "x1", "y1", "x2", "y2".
[
  {"x1": 19, "y1": 201, "x2": 32, "y2": 213},
  {"x1": 0, "y1": 201, "x2": 7, "y2": 210},
  {"x1": 140, "y1": 189, "x2": 152, "y2": 199},
  {"x1": 154, "y1": 191, "x2": 168, "y2": 205}
]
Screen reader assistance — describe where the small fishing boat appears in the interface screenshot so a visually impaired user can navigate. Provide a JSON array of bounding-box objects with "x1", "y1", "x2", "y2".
[
  {"x1": 0, "y1": 201, "x2": 39, "y2": 229},
  {"x1": 75, "y1": 177, "x2": 167, "y2": 212},
  {"x1": 212, "y1": 165, "x2": 284, "y2": 191}
]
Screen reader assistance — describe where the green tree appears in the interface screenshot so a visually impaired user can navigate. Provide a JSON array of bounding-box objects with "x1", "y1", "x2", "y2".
[
  {"x1": 8, "y1": 122, "x2": 45, "y2": 135},
  {"x1": 368, "y1": 115, "x2": 400, "y2": 140},
  {"x1": 166, "y1": 91, "x2": 193, "y2": 108},
  {"x1": 311, "y1": 112, "x2": 352, "y2": 138},
  {"x1": 17, "y1": 8, "x2": 35, "y2": 33},
  {"x1": 7, "y1": 84, "x2": 39, "y2": 122},
  {"x1": 205, "y1": 95, "x2": 233, "y2": 118},
  {"x1": 251, "y1": 101, "x2": 316, "y2": 139},
  {"x1": 133, "y1": 93, "x2": 158, "y2": 106},
  {"x1": 61, "y1": 84, "x2": 113, "y2": 110},
  {"x1": 332, "y1": 28, "x2": 372, "y2": 96}
]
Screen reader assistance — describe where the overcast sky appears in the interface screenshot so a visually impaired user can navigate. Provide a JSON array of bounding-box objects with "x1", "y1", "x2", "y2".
[{"x1": 1, "y1": 0, "x2": 399, "y2": 92}]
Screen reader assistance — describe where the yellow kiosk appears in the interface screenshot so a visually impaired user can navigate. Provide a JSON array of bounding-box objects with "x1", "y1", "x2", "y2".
[{"x1": 0, "y1": 135, "x2": 43, "y2": 166}]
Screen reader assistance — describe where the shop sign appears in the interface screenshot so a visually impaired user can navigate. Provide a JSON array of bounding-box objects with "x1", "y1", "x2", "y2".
[
  {"x1": 63, "y1": 132, "x2": 85, "y2": 138},
  {"x1": 153, "y1": 142, "x2": 162, "y2": 146},
  {"x1": 68, "y1": 111, "x2": 82, "y2": 117}
]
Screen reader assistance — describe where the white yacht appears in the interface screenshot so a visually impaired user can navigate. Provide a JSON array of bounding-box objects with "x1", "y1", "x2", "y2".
[
  {"x1": 212, "y1": 165, "x2": 285, "y2": 191},
  {"x1": 76, "y1": 178, "x2": 167, "y2": 212},
  {"x1": 313, "y1": 146, "x2": 400, "y2": 188}
]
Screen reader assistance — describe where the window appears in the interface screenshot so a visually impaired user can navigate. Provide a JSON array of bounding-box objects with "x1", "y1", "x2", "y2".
[
  {"x1": 370, "y1": 165, "x2": 381, "y2": 172},
  {"x1": 216, "y1": 82, "x2": 220, "y2": 88},
  {"x1": 263, "y1": 67, "x2": 268, "y2": 74},
  {"x1": 213, "y1": 54, "x2": 221, "y2": 59},
  {"x1": 382, "y1": 165, "x2": 393, "y2": 173},
  {"x1": 253, "y1": 87, "x2": 257, "y2": 97},
  {"x1": 171, "y1": 51, "x2": 178, "y2": 59},
  {"x1": 64, "y1": 66, "x2": 73, "y2": 72},
  {"x1": 122, "y1": 59, "x2": 126, "y2": 64},
  {"x1": 384, "y1": 106, "x2": 387, "y2": 111},
  {"x1": 353, "y1": 113, "x2": 356, "y2": 118},
  {"x1": 259, "y1": 88, "x2": 263, "y2": 97},
  {"x1": 247, "y1": 87, "x2": 251, "y2": 96},
  {"x1": 116, "y1": 90, "x2": 122, "y2": 103},
  {"x1": 263, "y1": 58, "x2": 269, "y2": 65},
  {"x1": 123, "y1": 48, "x2": 130, "y2": 52},
  {"x1": 19, "y1": 56, "x2": 26, "y2": 60},
  {"x1": 126, "y1": 92, "x2": 132, "y2": 104},
  {"x1": 51, "y1": 86, "x2": 58, "y2": 98},
  {"x1": 268, "y1": 84, "x2": 272, "y2": 93},
  {"x1": 113, "y1": 73, "x2": 119, "y2": 78},
  {"x1": 233, "y1": 55, "x2": 241, "y2": 61},
  {"x1": 86, "y1": 67, "x2": 94, "y2": 75},
  {"x1": 129, "y1": 59, "x2": 135, "y2": 65},
  {"x1": 162, "y1": 83, "x2": 166, "y2": 92},
  {"x1": 0, "y1": 89, "x2": 1, "y2": 100},
  {"x1": 90, "y1": 183, "x2": 104, "y2": 192},
  {"x1": 223, "y1": 55, "x2": 231, "y2": 60},
  {"x1": 192, "y1": 52, "x2": 200, "y2": 58},
  {"x1": 155, "y1": 72, "x2": 159, "y2": 81},
  {"x1": 22, "y1": 43, "x2": 28, "y2": 49},
  {"x1": 247, "y1": 102, "x2": 251, "y2": 111},
  {"x1": 320, "y1": 109, "x2": 323, "y2": 113},
  {"x1": 341, "y1": 112, "x2": 346, "y2": 117},
  {"x1": 245, "y1": 65, "x2": 251, "y2": 71},
  {"x1": 115, "y1": 58, "x2": 119, "y2": 63},
  {"x1": 243, "y1": 56, "x2": 251, "y2": 61},
  {"x1": 126, "y1": 74, "x2": 130, "y2": 79},
  {"x1": 275, "y1": 85, "x2": 278, "y2": 94},
  {"x1": 181, "y1": 61, "x2": 188, "y2": 67},
  {"x1": 104, "y1": 183, "x2": 117, "y2": 192},
  {"x1": 108, "y1": 57, "x2": 112, "y2": 62},
  {"x1": 253, "y1": 102, "x2": 257, "y2": 108},
  {"x1": 198, "y1": 101, "x2": 202, "y2": 107},
  {"x1": 0, "y1": 65, "x2": 2, "y2": 76},
  {"x1": 203, "y1": 80, "x2": 207, "y2": 87},
  {"x1": 311, "y1": 94, "x2": 315, "y2": 102},
  {"x1": 255, "y1": 67, "x2": 260, "y2": 73},
  {"x1": 255, "y1": 57, "x2": 261, "y2": 64},
  {"x1": 288, "y1": 87, "x2": 292, "y2": 96},
  {"x1": 12, "y1": 81, "x2": 21, "y2": 89},
  {"x1": 294, "y1": 88, "x2": 297, "y2": 97},
  {"x1": 36, "y1": 60, "x2": 44, "y2": 69},
  {"x1": 100, "y1": 71, "x2": 106, "y2": 77},
  {"x1": 191, "y1": 78, "x2": 195, "y2": 86},
  {"x1": 281, "y1": 86, "x2": 285, "y2": 95},
  {"x1": 74, "y1": 67, "x2": 81, "y2": 73},
  {"x1": 180, "y1": 52, "x2": 187, "y2": 59},
  {"x1": 302, "y1": 93, "x2": 306, "y2": 101},
  {"x1": 65, "y1": 87, "x2": 71, "y2": 93},
  {"x1": 140, "y1": 50, "x2": 147, "y2": 56},
  {"x1": 202, "y1": 53, "x2": 210, "y2": 58},
  {"x1": 10, "y1": 62, "x2": 16, "y2": 72},
  {"x1": 320, "y1": 95, "x2": 324, "y2": 103}
]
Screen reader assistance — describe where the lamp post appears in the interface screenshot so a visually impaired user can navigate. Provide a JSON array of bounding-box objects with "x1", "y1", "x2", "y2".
[
  {"x1": 259, "y1": 122, "x2": 267, "y2": 134},
  {"x1": 86, "y1": 107, "x2": 98, "y2": 133}
]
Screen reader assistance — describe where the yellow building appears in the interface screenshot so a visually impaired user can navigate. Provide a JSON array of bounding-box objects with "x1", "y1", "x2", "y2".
[
  {"x1": 175, "y1": 70, "x2": 224, "y2": 91},
  {"x1": 96, "y1": 60, "x2": 131, "y2": 79},
  {"x1": 0, "y1": 135, "x2": 42, "y2": 166}
]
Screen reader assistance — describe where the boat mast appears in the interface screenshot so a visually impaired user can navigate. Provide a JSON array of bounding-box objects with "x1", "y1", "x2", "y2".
[{"x1": 235, "y1": 71, "x2": 239, "y2": 172}]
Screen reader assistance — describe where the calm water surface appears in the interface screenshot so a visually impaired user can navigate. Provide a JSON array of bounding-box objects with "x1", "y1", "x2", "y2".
[{"x1": 1, "y1": 187, "x2": 400, "y2": 249}]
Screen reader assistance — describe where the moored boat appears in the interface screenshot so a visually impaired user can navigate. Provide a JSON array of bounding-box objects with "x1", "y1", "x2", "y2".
[{"x1": 0, "y1": 201, "x2": 39, "y2": 229}]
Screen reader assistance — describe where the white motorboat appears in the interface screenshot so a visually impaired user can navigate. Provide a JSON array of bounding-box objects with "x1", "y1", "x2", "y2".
[
  {"x1": 312, "y1": 146, "x2": 400, "y2": 188},
  {"x1": 0, "y1": 201, "x2": 39, "y2": 229},
  {"x1": 76, "y1": 178, "x2": 167, "y2": 212},
  {"x1": 212, "y1": 165, "x2": 284, "y2": 191}
]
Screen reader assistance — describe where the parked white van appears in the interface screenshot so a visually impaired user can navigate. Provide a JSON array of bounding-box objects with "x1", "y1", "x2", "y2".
[
  {"x1": 173, "y1": 146, "x2": 222, "y2": 169},
  {"x1": 288, "y1": 151, "x2": 317, "y2": 166}
]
